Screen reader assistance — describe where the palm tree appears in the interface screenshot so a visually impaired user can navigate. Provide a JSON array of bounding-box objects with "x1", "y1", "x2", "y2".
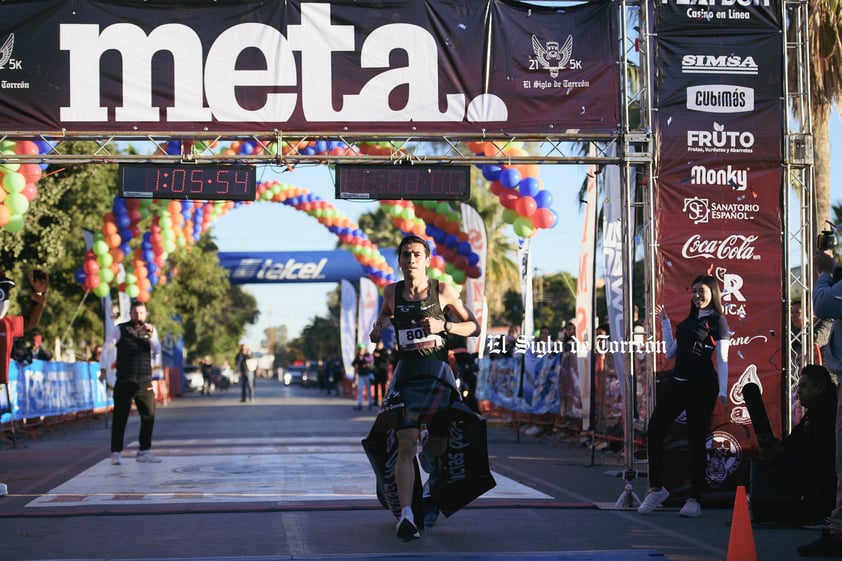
[{"x1": 795, "y1": 1, "x2": 842, "y2": 227}]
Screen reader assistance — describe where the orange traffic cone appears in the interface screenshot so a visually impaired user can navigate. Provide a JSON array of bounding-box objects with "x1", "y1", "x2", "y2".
[{"x1": 727, "y1": 485, "x2": 758, "y2": 561}]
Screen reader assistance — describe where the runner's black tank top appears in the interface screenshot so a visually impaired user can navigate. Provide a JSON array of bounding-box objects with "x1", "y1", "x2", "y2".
[{"x1": 393, "y1": 279, "x2": 448, "y2": 362}]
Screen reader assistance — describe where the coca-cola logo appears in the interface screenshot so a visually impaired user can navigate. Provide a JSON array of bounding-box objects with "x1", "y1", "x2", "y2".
[{"x1": 681, "y1": 234, "x2": 760, "y2": 260}]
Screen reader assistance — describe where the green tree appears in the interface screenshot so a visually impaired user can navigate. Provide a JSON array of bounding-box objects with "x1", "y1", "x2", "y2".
[
  {"x1": 152, "y1": 234, "x2": 258, "y2": 364},
  {"x1": 0, "y1": 143, "x2": 117, "y2": 356}
]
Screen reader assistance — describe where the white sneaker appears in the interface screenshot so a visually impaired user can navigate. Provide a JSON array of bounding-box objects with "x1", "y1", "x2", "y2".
[
  {"x1": 638, "y1": 487, "x2": 670, "y2": 513},
  {"x1": 111, "y1": 452, "x2": 122, "y2": 465},
  {"x1": 679, "y1": 498, "x2": 702, "y2": 517},
  {"x1": 136, "y1": 450, "x2": 162, "y2": 463}
]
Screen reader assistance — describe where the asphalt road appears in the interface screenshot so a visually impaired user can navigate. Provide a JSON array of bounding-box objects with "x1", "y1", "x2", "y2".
[{"x1": 0, "y1": 377, "x2": 820, "y2": 561}]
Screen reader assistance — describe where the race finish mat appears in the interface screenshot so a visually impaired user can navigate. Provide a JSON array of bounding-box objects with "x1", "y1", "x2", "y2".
[{"x1": 25, "y1": 437, "x2": 551, "y2": 508}]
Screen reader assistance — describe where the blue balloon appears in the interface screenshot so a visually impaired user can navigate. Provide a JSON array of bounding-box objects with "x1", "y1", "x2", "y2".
[
  {"x1": 239, "y1": 141, "x2": 255, "y2": 155},
  {"x1": 302, "y1": 146, "x2": 316, "y2": 155},
  {"x1": 143, "y1": 249, "x2": 155, "y2": 263},
  {"x1": 499, "y1": 168, "x2": 522, "y2": 189},
  {"x1": 148, "y1": 274, "x2": 159, "y2": 286},
  {"x1": 518, "y1": 177, "x2": 540, "y2": 198},
  {"x1": 119, "y1": 229, "x2": 132, "y2": 244},
  {"x1": 315, "y1": 140, "x2": 328, "y2": 153},
  {"x1": 166, "y1": 141, "x2": 181, "y2": 155},
  {"x1": 457, "y1": 241, "x2": 472, "y2": 255},
  {"x1": 444, "y1": 234, "x2": 458, "y2": 248},
  {"x1": 482, "y1": 164, "x2": 503, "y2": 182},
  {"x1": 468, "y1": 253, "x2": 480, "y2": 266},
  {"x1": 74, "y1": 268, "x2": 87, "y2": 284},
  {"x1": 115, "y1": 213, "x2": 131, "y2": 229},
  {"x1": 535, "y1": 189, "x2": 554, "y2": 209}
]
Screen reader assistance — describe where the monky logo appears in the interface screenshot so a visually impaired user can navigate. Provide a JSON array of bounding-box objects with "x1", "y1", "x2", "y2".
[{"x1": 690, "y1": 164, "x2": 749, "y2": 191}]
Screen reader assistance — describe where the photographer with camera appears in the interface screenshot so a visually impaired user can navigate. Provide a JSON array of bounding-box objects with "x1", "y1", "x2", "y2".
[
  {"x1": 100, "y1": 300, "x2": 162, "y2": 465},
  {"x1": 801, "y1": 247, "x2": 842, "y2": 556}
]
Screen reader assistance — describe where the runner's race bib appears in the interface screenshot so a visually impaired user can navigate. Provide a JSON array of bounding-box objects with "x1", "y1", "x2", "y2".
[{"x1": 397, "y1": 325, "x2": 442, "y2": 352}]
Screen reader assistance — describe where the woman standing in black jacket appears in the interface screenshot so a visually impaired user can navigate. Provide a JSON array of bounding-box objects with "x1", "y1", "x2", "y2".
[{"x1": 638, "y1": 275, "x2": 731, "y2": 518}]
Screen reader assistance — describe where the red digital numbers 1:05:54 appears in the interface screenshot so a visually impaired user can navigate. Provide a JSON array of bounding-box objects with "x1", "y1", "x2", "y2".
[{"x1": 118, "y1": 164, "x2": 257, "y2": 201}]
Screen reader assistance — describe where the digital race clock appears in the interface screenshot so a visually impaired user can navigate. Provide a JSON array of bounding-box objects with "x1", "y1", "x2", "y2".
[
  {"x1": 335, "y1": 164, "x2": 470, "y2": 201},
  {"x1": 118, "y1": 164, "x2": 257, "y2": 201}
]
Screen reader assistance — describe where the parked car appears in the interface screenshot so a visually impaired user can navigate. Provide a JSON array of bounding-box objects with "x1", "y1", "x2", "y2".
[
  {"x1": 183, "y1": 364, "x2": 204, "y2": 392},
  {"x1": 283, "y1": 364, "x2": 306, "y2": 386}
]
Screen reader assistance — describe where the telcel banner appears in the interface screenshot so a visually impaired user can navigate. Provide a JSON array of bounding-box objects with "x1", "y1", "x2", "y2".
[
  {"x1": 0, "y1": 0, "x2": 618, "y2": 135},
  {"x1": 218, "y1": 249, "x2": 398, "y2": 284}
]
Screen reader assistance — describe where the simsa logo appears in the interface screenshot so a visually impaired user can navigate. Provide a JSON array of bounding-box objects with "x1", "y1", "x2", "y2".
[{"x1": 59, "y1": 4, "x2": 506, "y2": 124}]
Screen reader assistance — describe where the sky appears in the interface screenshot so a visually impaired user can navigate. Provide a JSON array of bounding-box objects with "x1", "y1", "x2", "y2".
[{"x1": 211, "y1": 119, "x2": 842, "y2": 349}]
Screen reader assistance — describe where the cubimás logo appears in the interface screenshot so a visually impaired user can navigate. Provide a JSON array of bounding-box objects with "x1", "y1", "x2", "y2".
[{"x1": 687, "y1": 85, "x2": 754, "y2": 113}]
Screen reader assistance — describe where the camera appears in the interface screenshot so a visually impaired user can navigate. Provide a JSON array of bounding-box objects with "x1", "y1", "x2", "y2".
[{"x1": 818, "y1": 222, "x2": 838, "y2": 251}]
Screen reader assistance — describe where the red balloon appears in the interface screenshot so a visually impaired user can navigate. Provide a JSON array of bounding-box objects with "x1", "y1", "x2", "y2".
[
  {"x1": 533, "y1": 208, "x2": 556, "y2": 229},
  {"x1": 489, "y1": 181, "x2": 506, "y2": 196},
  {"x1": 21, "y1": 182, "x2": 38, "y2": 202},
  {"x1": 454, "y1": 255, "x2": 468, "y2": 270},
  {"x1": 515, "y1": 196, "x2": 538, "y2": 217},
  {"x1": 499, "y1": 191, "x2": 520, "y2": 210},
  {"x1": 14, "y1": 140, "x2": 39, "y2": 156},
  {"x1": 467, "y1": 266, "x2": 482, "y2": 279},
  {"x1": 19, "y1": 163, "x2": 42, "y2": 184}
]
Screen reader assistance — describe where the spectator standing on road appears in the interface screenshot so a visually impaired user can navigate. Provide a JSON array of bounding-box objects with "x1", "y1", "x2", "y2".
[
  {"x1": 200, "y1": 357, "x2": 214, "y2": 395},
  {"x1": 638, "y1": 275, "x2": 730, "y2": 518},
  {"x1": 100, "y1": 300, "x2": 162, "y2": 465},
  {"x1": 366, "y1": 235, "x2": 482, "y2": 541},
  {"x1": 235, "y1": 344, "x2": 255, "y2": 403},
  {"x1": 353, "y1": 343, "x2": 375, "y2": 410},
  {"x1": 372, "y1": 340, "x2": 391, "y2": 406},
  {"x1": 31, "y1": 330, "x2": 52, "y2": 361},
  {"x1": 0, "y1": 267, "x2": 48, "y2": 495},
  {"x1": 800, "y1": 252, "x2": 842, "y2": 557}
]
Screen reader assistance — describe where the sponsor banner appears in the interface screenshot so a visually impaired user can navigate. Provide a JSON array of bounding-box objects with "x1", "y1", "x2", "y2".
[
  {"x1": 654, "y1": 3, "x2": 784, "y2": 498},
  {"x1": 218, "y1": 249, "x2": 397, "y2": 284},
  {"x1": 357, "y1": 276, "x2": 379, "y2": 350},
  {"x1": 460, "y1": 203, "x2": 488, "y2": 356},
  {"x1": 656, "y1": 110, "x2": 782, "y2": 164},
  {"x1": 576, "y1": 165, "x2": 598, "y2": 428},
  {"x1": 340, "y1": 279, "x2": 357, "y2": 378},
  {"x1": 0, "y1": 0, "x2": 618, "y2": 134},
  {"x1": 655, "y1": 166, "x2": 783, "y2": 234},
  {"x1": 656, "y1": 0, "x2": 781, "y2": 32}
]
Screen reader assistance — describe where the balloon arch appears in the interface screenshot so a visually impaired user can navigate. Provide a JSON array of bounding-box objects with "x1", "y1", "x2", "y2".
[{"x1": 0, "y1": 139, "x2": 557, "y2": 298}]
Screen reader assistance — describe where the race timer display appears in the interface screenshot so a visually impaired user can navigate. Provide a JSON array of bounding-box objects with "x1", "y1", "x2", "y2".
[
  {"x1": 118, "y1": 164, "x2": 257, "y2": 201},
  {"x1": 335, "y1": 164, "x2": 470, "y2": 201}
]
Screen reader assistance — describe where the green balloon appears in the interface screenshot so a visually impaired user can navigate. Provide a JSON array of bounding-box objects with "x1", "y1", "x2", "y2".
[
  {"x1": 513, "y1": 216, "x2": 535, "y2": 238},
  {"x1": 93, "y1": 283, "x2": 110, "y2": 298},
  {"x1": 93, "y1": 239, "x2": 109, "y2": 256},
  {"x1": 98, "y1": 268, "x2": 115, "y2": 284},
  {"x1": 4, "y1": 193, "x2": 29, "y2": 215},
  {"x1": 3, "y1": 214, "x2": 24, "y2": 233},
  {"x1": 452, "y1": 269, "x2": 466, "y2": 284},
  {"x1": 502, "y1": 208, "x2": 518, "y2": 224},
  {"x1": 435, "y1": 202, "x2": 451, "y2": 215},
  {"x1": 126, "y1": 284, "x2": 140, "y2": 298},
  {"x1": 2, "y1": 170, "x2": 25, "y2": 194}
]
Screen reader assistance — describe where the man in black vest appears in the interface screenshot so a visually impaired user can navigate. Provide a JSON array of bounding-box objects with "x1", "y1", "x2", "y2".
[{"x1": 101, "y1": 300, "x2": 162, "y2": 465}]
